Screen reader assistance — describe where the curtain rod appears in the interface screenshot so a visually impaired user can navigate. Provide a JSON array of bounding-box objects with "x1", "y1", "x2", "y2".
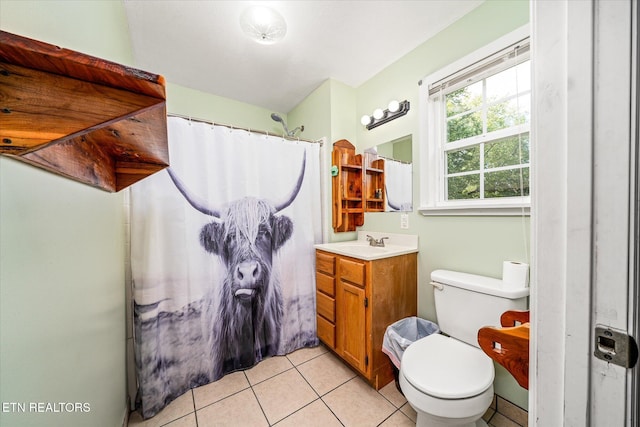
[
  {"x1": 378, "y1": 155, "x2": 412, "y2": 165},
  {"x1": 167, "y1": 113, "x2": 323, "y2": 145}
]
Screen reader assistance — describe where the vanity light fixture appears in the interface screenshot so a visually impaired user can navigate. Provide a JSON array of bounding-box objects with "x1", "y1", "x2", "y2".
[
  {"x1": 240, "y1": 6, "x2": 287, "y2": 45},
  {"x1": 360, "y1": 100, "x2": 410, "y2": 130}
]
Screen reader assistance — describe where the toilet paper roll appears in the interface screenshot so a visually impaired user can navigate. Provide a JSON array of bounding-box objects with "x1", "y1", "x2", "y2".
[{"x1": 502, "y1": 261, "x2": 529, "y2": 288}]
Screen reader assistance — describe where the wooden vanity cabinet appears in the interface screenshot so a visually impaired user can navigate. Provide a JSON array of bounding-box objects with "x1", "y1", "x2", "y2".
[
  {"x1": 315, "y1": 249, "x2": 417, "y2": 390},
  {"x1": 316, "y1": 251, "x2": 337, "y2": 347}
]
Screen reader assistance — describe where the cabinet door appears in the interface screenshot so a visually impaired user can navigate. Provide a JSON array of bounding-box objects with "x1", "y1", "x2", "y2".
[{"x1": 337, "y1": 280, "x2": 368, "y2": 374}]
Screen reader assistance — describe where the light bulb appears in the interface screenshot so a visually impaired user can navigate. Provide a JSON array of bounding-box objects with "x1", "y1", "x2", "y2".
[
  {"x1": 361, "y1": 115, "x2": 372, "y2": 126},
  {"x1": 388, "y1": 100, "x2": 400, "y2": 113},
  {"x1": 373, "y1": 108, "x2": 384, "y2": 120}
]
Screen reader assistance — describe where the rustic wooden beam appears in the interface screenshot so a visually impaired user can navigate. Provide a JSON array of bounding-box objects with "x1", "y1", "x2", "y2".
[{"x1": 0, "y1": 30, "x2": 169, "y2": 192}]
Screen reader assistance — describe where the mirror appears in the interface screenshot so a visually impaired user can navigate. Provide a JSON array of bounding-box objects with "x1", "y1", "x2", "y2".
[{"x1": 374, "y1": 135, "x2": 413, "y2": 212}]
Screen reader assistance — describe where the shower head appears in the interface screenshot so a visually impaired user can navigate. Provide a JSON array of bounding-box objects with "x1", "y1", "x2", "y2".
[
  {"x1": 270, "y1": 112, "x2": 304, "y2": 137},
  {"x1": 271, "y1": 112, "x2": 290, "y2": 135}
]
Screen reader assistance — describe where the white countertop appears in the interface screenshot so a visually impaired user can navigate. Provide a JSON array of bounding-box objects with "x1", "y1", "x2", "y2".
[{"x1": 315, "y1": 232, "x2": 418, "y2": 261}]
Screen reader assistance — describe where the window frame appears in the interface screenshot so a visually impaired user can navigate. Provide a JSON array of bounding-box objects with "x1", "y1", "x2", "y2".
[{"x1": 419, "y1": 25, "x2": 531, "y2": 216}]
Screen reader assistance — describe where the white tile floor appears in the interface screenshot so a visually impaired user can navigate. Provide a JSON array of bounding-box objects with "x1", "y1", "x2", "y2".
[
  {"x1": 128, "y1": 344, "x2": 417, "y2": 427},
  {"x1": 128, "y1": 344, "x2": 519, "y2": 427}
]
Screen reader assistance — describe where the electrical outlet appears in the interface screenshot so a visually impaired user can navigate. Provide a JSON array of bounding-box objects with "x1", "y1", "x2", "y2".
[{"x1": 400, "y1": 213, "x2": 409, "y2": 229}]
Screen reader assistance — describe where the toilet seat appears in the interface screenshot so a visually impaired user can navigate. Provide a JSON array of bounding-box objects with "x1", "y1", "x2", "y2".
[{"x1": 402, "y1": 333, "x2": 494, "y2": 399}]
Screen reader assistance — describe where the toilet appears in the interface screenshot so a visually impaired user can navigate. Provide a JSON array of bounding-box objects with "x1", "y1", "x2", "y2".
[{"x1": 399, "y1": 269, "x2": 529, "y2": 427}]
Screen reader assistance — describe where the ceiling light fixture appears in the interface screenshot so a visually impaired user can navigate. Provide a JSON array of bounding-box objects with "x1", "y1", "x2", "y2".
[
  {"x1": 361, "y1": 100, "x2": 411, "y2": 130},
  {"x1": 240, "y1": 6, "x2": 287, "y2": 45}
]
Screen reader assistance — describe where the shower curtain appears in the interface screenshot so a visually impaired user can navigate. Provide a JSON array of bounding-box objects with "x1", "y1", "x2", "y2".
[
  {"x1": 385, "y1": 158, "x2": 412, "y2": 211},
  {"x1": 130, "y1": 117, "x2": 321, "y2": 418}
]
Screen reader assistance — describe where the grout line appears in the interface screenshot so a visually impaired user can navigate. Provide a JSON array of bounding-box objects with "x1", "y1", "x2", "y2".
[
  {"x1": 376, "y1": 386, "x2": 406, "y2": 409},
  {"x1": 247, "y1": 364, "x2": 296, "y2": 387},
  {"x1": 191, "y1": 389, "x2": 198, "y2": 427},
  {"x1": 494, "y1": 397, "x2": 528, "y2": 427},
  {"x1": 192, "y1": 384, "x2": 251, "y2": 413},
  {"x1": 376, "y1": 408, "x2": 410, "y2": 427},
  {"x1": 376, "y1": 410, "x2": 395, "y2": 427},
  {"x1": 286, "y1": 346, "x2": 329, "y2": 367},
  {"x1": 264, "y1": 350, "x2": 350, "y2": 426},
  {"x1": 318, "y1": 395, "x2": 346, "y2": 427},
  {"x1": 268, "y1": 397, "x2": 323, "y2": 426},
  {"x1": 485, "y1": 408, "x2": 496, "y2": 424},
  {"x1": 292, "y1": 363, "x2": 322, "y2": 399},
  {"x1": 259, "y1": 354, "x2": 327, "y2": 425},
  {"x1": 246, "y1": 371, "x2": 271, "y2": 426},
  {"x1": 288, "y1": 349, "x2": 356, "y2": 399},
  {"x1": 288, "y1": 351, "x2": 348, "y2": 426}
]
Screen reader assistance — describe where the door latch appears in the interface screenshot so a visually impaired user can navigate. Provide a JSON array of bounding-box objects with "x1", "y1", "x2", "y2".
[{"x1": 594, "y1": 325, "x2": 638, "y2": 368}]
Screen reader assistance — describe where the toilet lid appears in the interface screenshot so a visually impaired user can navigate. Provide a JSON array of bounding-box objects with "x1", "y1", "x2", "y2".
[{"x1": 401, "y1": 333, "x2": 494, "y2": 399}]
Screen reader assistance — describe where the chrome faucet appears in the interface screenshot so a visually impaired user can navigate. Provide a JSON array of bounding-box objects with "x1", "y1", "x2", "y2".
[{"x1": 366, "y1": 235, "x2": 389, "y2": 247}]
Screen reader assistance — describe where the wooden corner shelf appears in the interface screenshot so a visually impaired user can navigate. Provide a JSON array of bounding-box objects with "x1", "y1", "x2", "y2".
[
  {"x1": 0, "y1": 30, "x2": 169, "y2": 192},
  {"x1": 332, "y1": 141, "x2": 389, "y2": 231},
  {"x1": 332, "y1": 139, "x2": 363, "y2": 232}
]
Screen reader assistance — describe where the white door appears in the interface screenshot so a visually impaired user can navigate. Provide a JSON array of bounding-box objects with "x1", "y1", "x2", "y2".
[
  {"x1": 591, "y1": 0, "x2": 639, "y2": 424},
  {"x1": 532, "y1": 0, "x2": 639, "y2": 425}
]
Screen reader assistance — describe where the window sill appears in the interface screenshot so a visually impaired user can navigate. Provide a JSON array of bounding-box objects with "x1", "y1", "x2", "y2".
[{"x1": 418, "y1": 203, "x2": 530, "y2": 217}]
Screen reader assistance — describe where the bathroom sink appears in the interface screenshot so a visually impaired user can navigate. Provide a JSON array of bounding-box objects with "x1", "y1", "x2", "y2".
[
  {"x1": 334, "y1": 244, "x2": 391, "y2": 254},
  {"x1": 315, "y1": 232, "x2": 418, "y2": 260}
]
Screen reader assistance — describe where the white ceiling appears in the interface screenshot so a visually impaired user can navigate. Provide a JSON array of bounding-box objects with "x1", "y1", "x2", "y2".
[{"x1": 124, "y1": 0, "x2": 483, "y2": 113}]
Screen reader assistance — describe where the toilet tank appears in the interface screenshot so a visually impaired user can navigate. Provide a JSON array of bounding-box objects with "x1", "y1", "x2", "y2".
[{"x1": 431, "y1": 269, "x2": 529, "y2": 348}]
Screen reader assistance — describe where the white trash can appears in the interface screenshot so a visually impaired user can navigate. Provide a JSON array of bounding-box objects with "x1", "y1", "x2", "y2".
[{"x1": 382, "y1": 316, "x2": 440, "y2": 393}]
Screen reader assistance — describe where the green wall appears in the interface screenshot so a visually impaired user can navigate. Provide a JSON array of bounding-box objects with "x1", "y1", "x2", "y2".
[
  {"x1": 0, "y1": 0, "x2": 531, "y2": 419},
  {"x1": 166, "y1": 82, "x2": 285, "y2": 132},
  {"x1": 288, "y1": 79, "x2": 361, "y2": 243},
  {"x1": 0, "y1": 1, "x2": 131, "y2": 426},
  {"x1": 353, "y1": 0, "x2": 531, "y2": 409}
]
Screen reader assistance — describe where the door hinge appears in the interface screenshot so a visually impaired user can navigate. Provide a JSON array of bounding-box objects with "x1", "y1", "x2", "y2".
[
  {"x1": 365, "y1": 355, "x2": 369, "y2": 366},
  {"x1": 364, "y1": 297, "x2": 368, "y2": 308},
  {"x1": 594, "y1": 325, "x2": 639, "y2": 368}
]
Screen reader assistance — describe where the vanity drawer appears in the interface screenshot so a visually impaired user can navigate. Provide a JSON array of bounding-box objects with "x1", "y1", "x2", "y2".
[
  {"x1": 316, "y1": 251, "x2": 336, "y2": 276},
  {"x1": 339, "y1": 258, "x2": 365, "y2": 286},
  {"x1": 316, "y1": 291, "x2": 335, "y2": 322},
  {"x1": 316, "y1": 272, "x2": 335, "y2": 296},
  {"x1": 317, "y1": 315, "x2": 335, "y2": 348}
]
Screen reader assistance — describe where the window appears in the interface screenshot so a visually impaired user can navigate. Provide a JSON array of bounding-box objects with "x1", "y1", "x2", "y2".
[{"x1": 419, "y1": 26, "x2": 531, "y2": 215}]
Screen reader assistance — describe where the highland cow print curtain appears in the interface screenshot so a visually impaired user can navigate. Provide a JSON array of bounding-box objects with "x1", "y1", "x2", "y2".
[{"x1": 130, "y1": 117, "x2": 321, "y2": 418}]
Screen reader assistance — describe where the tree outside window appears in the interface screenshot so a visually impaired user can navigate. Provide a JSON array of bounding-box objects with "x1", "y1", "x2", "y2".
[{"x1": 443, "y1": 60, "x2": 530, "y2": 201}]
